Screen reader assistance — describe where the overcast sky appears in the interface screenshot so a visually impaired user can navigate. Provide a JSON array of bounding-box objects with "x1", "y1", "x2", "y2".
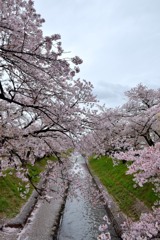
[{"x1": 34, "y1": 0, "x2": 160, "y2": 108}]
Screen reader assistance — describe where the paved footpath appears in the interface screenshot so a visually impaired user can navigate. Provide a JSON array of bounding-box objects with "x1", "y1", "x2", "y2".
[{"x1": 17, "y1": 195, "x2": 63, "y2": 240}]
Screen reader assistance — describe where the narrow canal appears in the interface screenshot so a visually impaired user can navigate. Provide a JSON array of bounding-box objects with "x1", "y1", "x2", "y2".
[{"x1": 57, "y1": 153, "x2": 120, "y2": 240}]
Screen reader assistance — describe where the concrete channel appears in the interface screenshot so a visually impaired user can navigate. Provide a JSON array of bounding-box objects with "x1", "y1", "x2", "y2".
[{"x1": 0, "y1": 153, "x2": 124, "y2": 239}]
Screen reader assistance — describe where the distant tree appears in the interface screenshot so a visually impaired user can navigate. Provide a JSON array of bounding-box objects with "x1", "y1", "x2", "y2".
[
  {"x1": 78, "y1": 107, "x2": 129, "y2": 157},
  {"x1": 121, "y1": 84, "x2": 160, "y2": 148}
]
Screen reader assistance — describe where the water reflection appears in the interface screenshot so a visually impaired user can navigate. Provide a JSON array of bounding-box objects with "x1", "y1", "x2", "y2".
[{"x1": 57, "y1": 153, "x2": 120, "y2": 240}]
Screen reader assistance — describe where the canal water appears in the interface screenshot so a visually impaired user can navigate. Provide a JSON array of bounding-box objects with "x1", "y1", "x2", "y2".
[{"x1": 57, "y1": 153, "x2": 120, "y2": 240}]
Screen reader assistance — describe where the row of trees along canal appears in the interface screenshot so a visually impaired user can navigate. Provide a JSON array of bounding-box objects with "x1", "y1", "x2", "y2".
[{"x1": 0, "y1": 0, "x2": 159, "y2": 239}]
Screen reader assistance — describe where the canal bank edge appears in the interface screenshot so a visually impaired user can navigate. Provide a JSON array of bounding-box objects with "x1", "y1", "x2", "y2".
[{"x1": 85, "y1": 159, "x2": 127, "y2": 238}]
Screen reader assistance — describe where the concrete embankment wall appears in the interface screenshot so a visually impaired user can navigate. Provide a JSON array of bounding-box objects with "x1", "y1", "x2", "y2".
[{"x1": 85, "y1": 159, "x2": 127, "y2": 238}]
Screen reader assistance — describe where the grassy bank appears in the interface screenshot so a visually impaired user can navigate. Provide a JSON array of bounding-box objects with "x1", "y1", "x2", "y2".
[
  {"x1": 89, "y1": 156, "x2": 158, "y2": 220},
  {"x1": 0, "y1": 156, "x2": 56, "y2": 219}
]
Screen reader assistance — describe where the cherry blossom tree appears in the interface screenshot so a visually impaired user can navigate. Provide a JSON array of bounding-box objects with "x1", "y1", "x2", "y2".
[
  {"x1": 78, "y1": 106, "x2": 129, "y2": 157},
  {"x1": 121, "y1": 84, "x2": 160, "y2": 148},
  {"x1": 114, "y1": 143, "x2": 160, "y2": 239},
  {"x1": 0, "y1": 0, "x2": 97, "y2": 182},
  {"x1": 80, "y1": 84, "x2": 160, "y2": 157},
  {"x1": 79, "y1": 84, "x2": 160, "y2": 239}
]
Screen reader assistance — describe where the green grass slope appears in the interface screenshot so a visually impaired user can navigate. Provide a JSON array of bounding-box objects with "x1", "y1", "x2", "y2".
[
  {"x1": 89, "y1": 156, "x2": 158, "y2": 220},
  {"x1": 0, "y1": 156, "x2": 56, "y2": 219}
]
